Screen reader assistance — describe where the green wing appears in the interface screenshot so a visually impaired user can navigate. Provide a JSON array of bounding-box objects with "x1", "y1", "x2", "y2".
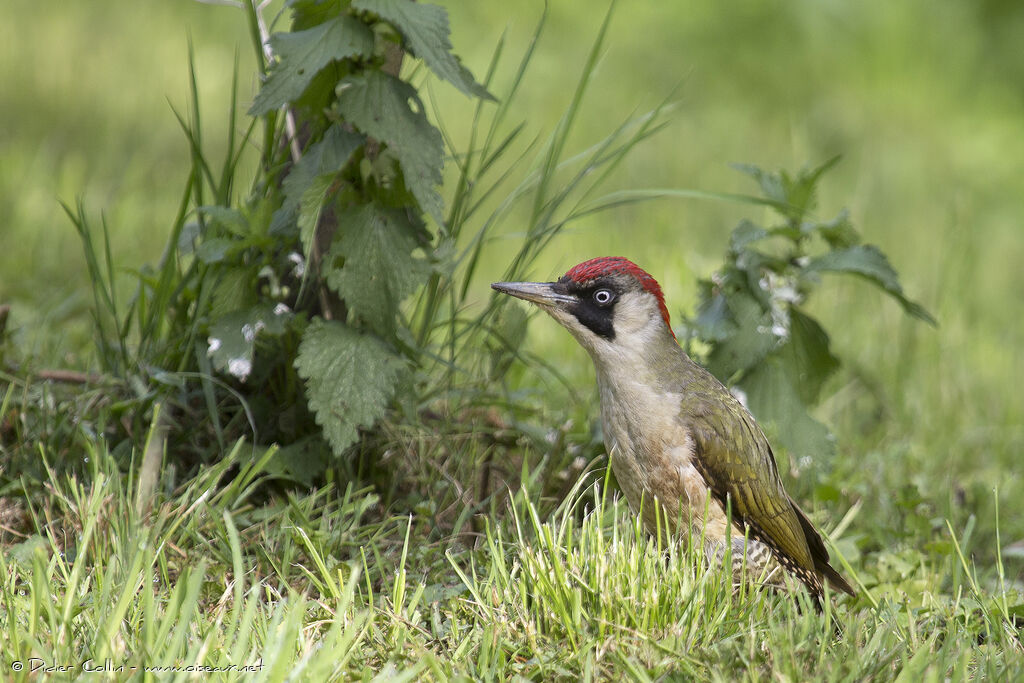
[
  {"x1": 681, "y1": 388, "x2": 815, "y2": 574},
  {"x1": 680, "y1": 381, "x2": 856, "y2": 597}
]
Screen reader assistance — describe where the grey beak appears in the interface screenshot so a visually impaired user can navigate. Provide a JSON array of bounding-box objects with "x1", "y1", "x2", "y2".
[{"x1": 491, "y1": 281, "x2": 576, "y2": 307}]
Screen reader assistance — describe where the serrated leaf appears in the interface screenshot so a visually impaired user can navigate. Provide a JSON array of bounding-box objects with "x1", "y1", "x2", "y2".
[
  {"x1": 207, "y1": 304, "x2": 294, "y2": 381},
  {"x1": 732, "y1": 163, "x2": 787, "y2": 206},
  {"x1": 246, "y1": 191, "x2": 280, "y2": 237},
  {"x1": 815, "y1": 208, "x2": 860, "y2": 249},
  {"x1": 353, "y1": 0, "x2": 492, "y2": 100},
  {"x1": 733, "y1": 157, "x2": 840, "y2": 223},
  {"x1": 250, "y1": 16, "x2": 374, "y2": 115},
  {"x1": 774, "y1": 309, "x2": 840, "y2": 405},
  {"x1": 298, "y1": 174, "x2": 336, "y2": 253},
  {"x1": 336, "y1": 71, "x2": 445, "y2": 222},
  {"x1": 273, "y1": 435, "x2": 332, "y2": 486},
  {"x1": 269, "y1": 203, "x2": 298, "y2": 236},
  {"x1": 287, "y1": 0, "x2": 340, "y2": 29},
  {"x1": 692, "y1": 290, "x2": 736, "y2": 342},
  {"x1": 282, "y1": 125, "x2": 365, "y2": 249},
  {"x1": 729, "y1": 219, "x2": 768, "y2": 253},
  {"x1": 807, "y1": 244, "x2": 936, "y2": 324},
  {"x1": 704, "y1": 292, "x2": 778, "y2": 381},
  {"x1": 325, "y1": 203, "x2": 429, "y2": 335},
  {"x1": 778, "y1": 156, "x2": 840, "y2": 223},
  {"x1": 807, "y1": 244, "x2": 899, "y2": 287},
  {"x1": 209, "y1": 268, "x2": 256, "y2": 319},
  {"x1": 198, "y1": 205, "x2": 249, "y2": 236},
  {"x1": 295, "y1": 319, "x2": 405, "y2": 455},
  {"x1": 734, "y1": 249, "x2": 785, "y2": 309},
  {"x1": 283, "y1": 125, "x2": 364, "y2": 215},
  {"x1": 740, "y1": 355, "x2": 836, "y2": 461},
  {"x1": 195, "y1": 238, "x2": 236, "y2": 265}
]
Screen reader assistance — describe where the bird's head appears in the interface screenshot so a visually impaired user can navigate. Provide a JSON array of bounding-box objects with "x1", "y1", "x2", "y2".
[{"x1": 492, "y1": 257, "x2": 676, "y2": 362}]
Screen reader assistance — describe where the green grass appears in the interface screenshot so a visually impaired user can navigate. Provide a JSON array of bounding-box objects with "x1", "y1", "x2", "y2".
[
  {"x1": 2, "y1": 0, "x2": 1024, "y2": 678},
  {"x1": 1, "y1": 438, "x2": 1018, "y2": 680}
]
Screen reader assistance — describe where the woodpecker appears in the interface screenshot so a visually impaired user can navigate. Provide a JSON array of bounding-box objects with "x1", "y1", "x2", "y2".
[{"x1": 492, "y1": 257, "x2": 855, "y2": 602}]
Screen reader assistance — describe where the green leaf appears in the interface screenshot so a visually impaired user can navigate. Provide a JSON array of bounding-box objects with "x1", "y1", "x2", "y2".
[
  {"x1": 282, "y1": 125, "x2": 364, "y2": 216},
  {"x1": 740, "y1": 355, "x2": 836, "y2": 461},
  {"x1": 776, "y1": 308, "x2": 840, "y2": 405},
  {"x1": 298, "y1": 174, "x2": 336, "y2": 253},
  {"x1": 282, "y1": 125, "x2": 365, "y2": 248},
  {"x1": 295, "y1": 319, "x2": 406, "y2": 455},
  {"x1": 815, "y1": 208, "x2": 860, "y2": 249},
  {"x1": 728, "y1": 219, "x2": 768, "y2": 253},
  {"x1": 198, "y1": 205, "x2": 249, "y2": 236},
  {"x1": 195, "y1": 238, "x2": 237, "y2": 265},
  {"x1": 733, "y1": 156, "x2": 840, "y2": 223},
  {"x1": 777, "y1": 157, "x2": 840, "y2": 223},
  {"x1": 6, "y1": 535, "x2": 47, "y2": 570},
  {"x1": 207, "y1": 304, "x2": 294, "y2": 381},
  {"x1": 246, "y1": 194, "x2": 278, "y2": 237},
  {"x1": 325, "y1": 203, "x2": 429, "y2": 335},
  {"x1": 691, "y1": 289, "x2": 736, "y2": 342},
  {"x1": 336, "y1": 71, "x2": 445, "y2": 222},
  {"x1": 807, "y1": 244, "x2": 937, "y2": 324},
  {"x1": 352, "y1": 0, "x2": 492, "y2": 100},
  {"x1": 250, "y1": 16, "x2": 375, "y2": 115},
  {"x1": 287, "y1": 0, "x2": 342, "y2": 30},
  {"x1": 732, "y1": 163, "x2": 787, "y2": 207},
  {"x1": 273, "y1": 436, "x2": 332, "y2": 487},
  {"x1": 209, "y1": 268, "x2": 256, "y2": 319},
  {"x1": 734, "y1": 250, "x2": 785, "y2": 309},
  {"x1": 177, "y1": 221, "x2": 201, "y2": 255},
  {"x1": 704, "y1": 292, "x2": 778, "y2": 381},
  {"x1": 269, "y1": 203, "x2": 298, "y2": 237}
]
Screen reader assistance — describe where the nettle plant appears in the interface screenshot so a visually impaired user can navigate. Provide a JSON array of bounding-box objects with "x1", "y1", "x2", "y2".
[
  {"x1": 68, "y1": 0, "x2": 502, "y2": 478},
  {"x1": 193, "y1": 1, "x2": 496, "y2": 461},
  {"x1": 681, "y1": 158, "x2": 935, "y2": 468},
  {"x1": 74, "y1": 0, "x2": 685, "y2": 482}
]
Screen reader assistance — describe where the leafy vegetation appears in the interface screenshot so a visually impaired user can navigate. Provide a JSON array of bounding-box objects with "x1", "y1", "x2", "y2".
[
  {"x1": 46, "y1": 2, "x2": 678, "y2": 489},
  {"x1": 2, "y1": 0, "x2": 1023, "y2": 679},
  {"x1": 62, "y1": 0, "x2": 499, "y2": 478},
  {"x1": 682, "y1": 157, "x2": 934, "y2": 464}
]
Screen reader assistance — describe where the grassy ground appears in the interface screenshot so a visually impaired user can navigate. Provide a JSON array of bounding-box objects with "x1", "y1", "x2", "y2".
[
  {"x1": 2, "y1": 0, "x2": 1023, "y2": 679},
  {"x1": 1, "y1": 437, "x2": 1018, "y2": 679}
]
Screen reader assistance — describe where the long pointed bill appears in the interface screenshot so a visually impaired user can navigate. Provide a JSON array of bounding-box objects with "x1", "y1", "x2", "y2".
[{"x1": 491, "y1": 281, "x2": 576, "y2": 308}]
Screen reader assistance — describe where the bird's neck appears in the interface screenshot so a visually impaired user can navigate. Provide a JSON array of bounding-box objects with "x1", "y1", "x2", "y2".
[
  {"x1": 589, "y1": 331, "x2": 706, "y2": 448},
  {"x1": 589, "y1": 325, "x2": 700, "y2": 396}
]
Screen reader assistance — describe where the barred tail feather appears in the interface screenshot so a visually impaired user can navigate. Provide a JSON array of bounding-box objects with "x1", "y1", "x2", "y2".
[{"x1": 790, "y1": 499, "x2": 856, "y2": 597}]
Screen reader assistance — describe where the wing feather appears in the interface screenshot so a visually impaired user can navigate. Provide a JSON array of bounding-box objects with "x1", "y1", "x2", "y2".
[{"x1": 680, "y1": 386, "x2": 853, "y2": 597}]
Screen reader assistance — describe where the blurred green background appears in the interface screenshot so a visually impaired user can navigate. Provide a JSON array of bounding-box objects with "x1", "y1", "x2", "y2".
[{"x1": 2, "y1": 1, "x2": 1021, "y2": 538}]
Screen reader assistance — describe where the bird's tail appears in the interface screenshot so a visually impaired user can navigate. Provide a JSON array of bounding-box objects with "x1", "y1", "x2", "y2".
[{"x1": 790, "y1": 500, "x2": 857, "y2": 597}]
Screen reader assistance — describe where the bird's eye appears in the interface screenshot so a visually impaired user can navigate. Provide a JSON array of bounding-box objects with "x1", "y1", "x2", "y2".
[{"x1": 593, "y1": 288, "x2": 615, "y2": 306}]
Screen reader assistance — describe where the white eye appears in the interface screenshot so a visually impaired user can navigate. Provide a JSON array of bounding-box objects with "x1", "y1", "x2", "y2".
[{"x1": 593, "y1": 288, "x2": 615, "y2": 305}]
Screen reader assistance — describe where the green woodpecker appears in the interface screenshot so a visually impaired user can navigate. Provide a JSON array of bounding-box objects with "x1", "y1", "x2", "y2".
[{"x1": 492, "y1": 257, "x2": 855, "y2": 602}]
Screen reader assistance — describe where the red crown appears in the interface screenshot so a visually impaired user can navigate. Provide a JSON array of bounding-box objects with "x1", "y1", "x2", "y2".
[{"x1": 564, "y1": 257, "x2": 673, "y2": 334}]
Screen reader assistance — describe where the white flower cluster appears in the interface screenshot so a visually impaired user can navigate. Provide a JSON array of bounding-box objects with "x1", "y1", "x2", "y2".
[{"x1": 757, "y1": 271, "x2": 802, "y2": 341}]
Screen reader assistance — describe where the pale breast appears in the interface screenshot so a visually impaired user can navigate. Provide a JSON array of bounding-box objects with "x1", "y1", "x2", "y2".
[{"x1": 598, "y1": 376, "x2": 733, "y2": 542}]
